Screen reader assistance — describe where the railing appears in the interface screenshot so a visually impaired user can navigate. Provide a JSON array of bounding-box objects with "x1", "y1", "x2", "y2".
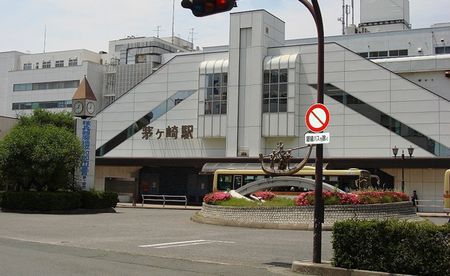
[
  {"x1": 415, "y1": 199, "x2": 444, "y2": 213},
  {"x1": 141, "y1": 194, "x2": 187, "y2": 208}
]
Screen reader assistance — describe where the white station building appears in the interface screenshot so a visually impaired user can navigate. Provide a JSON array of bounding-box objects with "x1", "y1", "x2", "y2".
[{"x1": 0, "y1": 0, "x2": 449, "y2": 205}]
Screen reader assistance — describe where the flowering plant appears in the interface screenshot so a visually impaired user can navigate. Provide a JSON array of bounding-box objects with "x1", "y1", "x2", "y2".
[
  {"x1": 295, "y1": 191, "x2": 360, "y2": 206},
  {"x1": 354, "y1": 191, "x2": 409, "y2": 204},
  {"x1": 252, "y1": 191, "x2": 276, "y2": 201},
  {"x1": 294, "y1": 191, "x2": 409, "y2": 206},
  {"x1": 203, "y1": 192, "x2": 231, "y2": 204}
]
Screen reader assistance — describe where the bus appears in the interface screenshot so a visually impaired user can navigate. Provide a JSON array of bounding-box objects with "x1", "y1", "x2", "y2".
[{"x1": 211, "y1": 166, "x2": 371, "y2": 193}]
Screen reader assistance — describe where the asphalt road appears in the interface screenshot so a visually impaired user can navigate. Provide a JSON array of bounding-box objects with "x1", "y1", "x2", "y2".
[{"x1": 0, "y1": 207, "x2": 327, "y2": 275}]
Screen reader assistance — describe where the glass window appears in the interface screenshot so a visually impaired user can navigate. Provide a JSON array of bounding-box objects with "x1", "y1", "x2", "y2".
[
  {"x1": 358, "y1": 52, "x2": 369, "y2": 58},
  {"x1": 263, "y1": 69, "x2": 289, "y2": 113},
  {"x1": 398, "y1": 49, "x2": 408, "y2": 56},
  {"x1": 204, "y1": 73, "x2": 227, "y2": 115},
  {"x1": 13, "y1": 80, "x2": 79, "y2": 92},
  {"x1": 68, "y1": 58, "x2": 78, "y2": 66},
  {"x1": 23, "y1": 63, "x2": 32, "y2": 70},
  {"x1": 55, "y1": 60, "x2": 64, "y2": 67},
  {"x1": 42, "y1": 61, "x2": 51, "y2": 68}
]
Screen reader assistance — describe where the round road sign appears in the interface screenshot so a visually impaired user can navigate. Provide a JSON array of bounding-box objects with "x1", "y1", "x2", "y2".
[{"x1": 305, "y1": 103, "x2": 330, "y2": 133}]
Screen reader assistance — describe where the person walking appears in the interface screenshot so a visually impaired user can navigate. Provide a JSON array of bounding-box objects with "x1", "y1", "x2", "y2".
[{"x1": 411, "y1": 190, "x2": 418, "y2": 212}]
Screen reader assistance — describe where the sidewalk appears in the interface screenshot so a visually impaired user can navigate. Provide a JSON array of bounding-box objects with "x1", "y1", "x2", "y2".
[
  {"x1": 417, "y1": 212, "x2": 450, "y2": 218},
  {"x1": 116, "y1": 202, "x2": 201, "y2": 210}
]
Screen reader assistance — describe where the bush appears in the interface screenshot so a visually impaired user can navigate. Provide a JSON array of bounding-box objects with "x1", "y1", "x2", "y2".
[
  {"x1": 79, "y1": 191, "x2": 118, "y2": 209},
  {"x1": 332, "y1": 219, "x2": 450, "y2": 275},
  {"x1": 1, "y1": 191, "x2": 81, "y2": 211},
  {"x1": 295, "y1": 191, "x2": 409, "y2": 206},
  {"x1": 0, "y1": 191, "x2": 118, "y2": 211}
]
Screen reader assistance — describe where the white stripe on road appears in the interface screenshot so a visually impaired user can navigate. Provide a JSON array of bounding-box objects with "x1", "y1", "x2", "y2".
[{"x1": 139, "y1": 240, "x2": 235, "y2": 249}]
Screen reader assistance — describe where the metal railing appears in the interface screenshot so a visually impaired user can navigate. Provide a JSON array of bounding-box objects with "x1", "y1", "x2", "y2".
[{"x1": 141, "y1": 194, "x2": 187, "y2": 208}]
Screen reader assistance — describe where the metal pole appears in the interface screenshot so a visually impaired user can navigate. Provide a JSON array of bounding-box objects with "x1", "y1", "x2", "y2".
[
  {"x1": 401, "y1": 151, "x2": 405, "y2": 192},
  {"x1": 298, "y1": 0, "x2": 325, "y2": 264}
]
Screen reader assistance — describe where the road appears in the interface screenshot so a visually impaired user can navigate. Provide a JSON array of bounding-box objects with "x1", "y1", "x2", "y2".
[{"x1": 0, "y1": 207, "x2": 328, "y2": 275}]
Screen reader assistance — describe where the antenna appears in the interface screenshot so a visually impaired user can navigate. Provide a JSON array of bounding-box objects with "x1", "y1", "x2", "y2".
[
  {"x1": 154, "y1": 25, "x2": 162, "y2": 38},
  {"x1": 171, "y1": 0, "x2": 175, "y2": 44},
  {"x1": 43, "y1": 25, "x2": 47, "y2": 53},
  {"x1": 188, "y1": 28, "x2": 197, "y2": 47},
  {"x1": 351, "y1": 0, "x2": 355, "y2": 25}
]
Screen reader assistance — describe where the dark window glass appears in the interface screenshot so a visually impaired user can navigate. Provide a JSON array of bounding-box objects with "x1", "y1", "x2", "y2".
[
  {"x1": 220, "y1": 103, "x2": 227, "y2": 114},
  {"x1": 389, "y1": 50, "x2": 399, "y2": 57},
  {"x1": 262, "y1": 99, "x2": 269, "y2": 113},
  {"x1": 398, "y1": 49, "x2": 408, "y2": 56},
  {"x1": 279, "y1": 84, "x2": 288, "y2": 98},
  {"x1": 270, "y1": 70, "x2": 278, "y2": 83},
  {"x1": 270, "y1": 99, "x2": 278, "y2": 112},
  {"x1": 263, "y1": 84, "x2": 270, "y2": 98},
  {"x1": 279, "y1": 69, "x2": 288, "y2": 83},
  {"x1": 204, "y1": 73, "x2": 227, "y2": 115},
  {"x1": 270, "y1": 84, "x2": 278, "y2": 98},
  {"x1": 369, "y1": 52, "x2": 379, "y2": 58},
  {"x1": 358, "y1": 52, "x2": 369, "y2": 58},
  {"x1": 263, "y1": 71, "x2": 270, "y2": 83},
  {"x1": 279, "y1": 98, "x2": 287, "y2": 112},
  {"x1": 378, "y1": 51, "x2": 388, "y2": 57}
]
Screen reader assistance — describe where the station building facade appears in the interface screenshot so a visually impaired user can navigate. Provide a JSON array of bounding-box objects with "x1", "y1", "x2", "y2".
[{"x1": 93, "y1": 10, "x2": 450, "y2": 204}]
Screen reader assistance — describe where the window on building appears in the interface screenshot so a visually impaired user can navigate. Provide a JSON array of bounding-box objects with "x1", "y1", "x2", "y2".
[
  {"x1": 68, "y1": 58, "x2": 78, "y2": 66},
  {"x1": 204, "y1": 73, "x2": 227, "y2": 114},
  {"x1": 35, "y1": 62, "x2": 39, "y2": 69},
  {"x1": 12, "y1": 100, "x2": 72, "y2": 110},
  {"x1": 42, "y1": 61, "x2": 51, "y2": 68},
  {"x1": 13, "y1": 80, "x2": 80, "y2": 91},
  {"x1": 23, "y1": 63, "x2": 32, "y2": 70},
  {"x1": 55, "y1": 60, "x2": 64, "y2": 67},
  {"x1": 436, "y1": 46, "x2": 450, "y2": 55},
  {"x1": 263, "y1": 69, "x2": 288, "y2": 113},
  {"x1": 358, "y1": 52, "x2": 369, "y2": 58}
]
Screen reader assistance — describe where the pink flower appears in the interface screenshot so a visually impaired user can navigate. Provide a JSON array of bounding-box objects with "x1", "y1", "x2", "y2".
[{"x1": 203, "y1": 192, "x2": 232, "y2": 204}]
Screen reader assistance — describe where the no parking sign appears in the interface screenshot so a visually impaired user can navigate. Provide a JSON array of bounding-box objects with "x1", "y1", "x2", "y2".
[{"x1": 305, "y1": 104, "x2": 331, "y2": 144}]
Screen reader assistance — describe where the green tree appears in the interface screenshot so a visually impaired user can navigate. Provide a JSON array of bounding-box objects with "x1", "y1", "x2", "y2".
[
  {"x1": 18, "y1": 109, "x2": 74, "y2": 131},
  {"x1": 0, "y1": 110, "x2": 82, "y2": 191}
]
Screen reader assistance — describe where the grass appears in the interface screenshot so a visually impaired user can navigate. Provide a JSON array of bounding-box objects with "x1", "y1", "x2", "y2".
[{"x1": 216, "y1": 197, "x2": 295, "y2": 207}]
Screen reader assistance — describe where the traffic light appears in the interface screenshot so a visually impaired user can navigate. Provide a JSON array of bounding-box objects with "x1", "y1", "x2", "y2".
[{"x1": 181, "y1": 0, "x2": 237, "y2": 17}]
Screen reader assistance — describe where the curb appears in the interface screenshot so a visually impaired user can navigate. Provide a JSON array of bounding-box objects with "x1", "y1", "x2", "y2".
[
  {"x1": 291, "y1": 261, "x2": 411, "y2": 275},
  {"x1": 191, "y1": 212, "x2": 333, "y2": 230}
]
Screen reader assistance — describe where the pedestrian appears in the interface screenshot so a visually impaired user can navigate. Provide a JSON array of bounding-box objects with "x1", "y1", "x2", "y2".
[{"x1": 411, "y1": 190, "x2": 418, "y2": 211}]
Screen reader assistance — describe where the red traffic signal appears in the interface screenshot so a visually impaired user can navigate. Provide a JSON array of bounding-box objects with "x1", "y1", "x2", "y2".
[{"x1": 181, "y1": 0, "x2": 237, "y2": 17}]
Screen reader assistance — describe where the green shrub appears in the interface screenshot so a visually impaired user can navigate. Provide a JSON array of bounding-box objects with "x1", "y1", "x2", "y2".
[
  {"x1": 332, "y1": 219, "x2": 450, "y2": 275},
  {"x1": 79, "y1": 191, "x2": 118, "y2": 209},
  {"x1": 1, "y1": 191, "x2": 81, "y2": 211}
]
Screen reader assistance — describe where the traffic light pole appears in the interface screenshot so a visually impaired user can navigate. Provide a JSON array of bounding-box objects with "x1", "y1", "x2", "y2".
[{"x1": 298, "y1": 0, "x2": 325, "y2": 264}]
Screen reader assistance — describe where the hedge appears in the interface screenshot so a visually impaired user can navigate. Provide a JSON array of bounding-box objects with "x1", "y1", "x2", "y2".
[
  {"x1": 79, "y1": 191, "x2": 118, "y2": 209},
  {"x1": 332, "y1": 219, "x2": 450, "y2": 275},
  {"x1": 0, "y1": 191, "x2": 118, "y2": 211}
]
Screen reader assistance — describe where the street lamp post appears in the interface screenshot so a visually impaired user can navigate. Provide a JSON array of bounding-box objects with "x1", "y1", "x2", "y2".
[{"x1": 392, "y1": 146, "x2": 414, "y2": 192}]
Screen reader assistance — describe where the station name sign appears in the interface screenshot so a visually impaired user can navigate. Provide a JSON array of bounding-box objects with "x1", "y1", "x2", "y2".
[{"x1": 141, "y1": 125, "x2": 194, "y2": 140}]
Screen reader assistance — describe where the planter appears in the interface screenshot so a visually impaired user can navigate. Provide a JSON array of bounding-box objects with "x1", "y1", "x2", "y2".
[{"x1": 192, "y1": 201, "x2": 423, "y2": 230}]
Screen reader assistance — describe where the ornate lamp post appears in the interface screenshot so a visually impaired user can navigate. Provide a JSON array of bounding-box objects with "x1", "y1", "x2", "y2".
[{"x1": 392, "y1": 145, "x2": 414, "y2": 192}]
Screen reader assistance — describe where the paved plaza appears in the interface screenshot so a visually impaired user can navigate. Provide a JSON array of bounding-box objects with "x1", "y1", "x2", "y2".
[{"x1": 0, "y1": 207, "x2": 332, "y2": 275}]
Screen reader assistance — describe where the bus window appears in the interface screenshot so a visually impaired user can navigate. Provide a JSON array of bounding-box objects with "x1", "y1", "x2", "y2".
[
  {"x1": 218, "y1": 175, "x2": 232, "y2": 191},
  {"x1": 244, "y1": 175, "x2": 257, "y2": 185},
  {"x1": 233, "y1": 175, "x2": 243, "y2": 189}
]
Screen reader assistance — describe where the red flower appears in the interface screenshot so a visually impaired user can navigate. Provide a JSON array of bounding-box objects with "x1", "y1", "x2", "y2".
[{"x1": 203, "y1": 192, "x2": 231, "y2": 204}]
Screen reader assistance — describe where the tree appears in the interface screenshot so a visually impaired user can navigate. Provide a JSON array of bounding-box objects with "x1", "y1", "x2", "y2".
[{"x1": 0, "y1": 110, "x2": 82, "y2": 191}]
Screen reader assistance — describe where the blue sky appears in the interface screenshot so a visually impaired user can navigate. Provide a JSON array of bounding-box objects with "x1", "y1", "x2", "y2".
[{"x1": 0, "y1": 0, "x2": 449, "y2": 53}]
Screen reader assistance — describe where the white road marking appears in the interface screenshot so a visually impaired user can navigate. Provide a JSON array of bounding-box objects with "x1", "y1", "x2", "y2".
[{"x1": 139, "y1": 240, "x2": 235, "y2": 249}]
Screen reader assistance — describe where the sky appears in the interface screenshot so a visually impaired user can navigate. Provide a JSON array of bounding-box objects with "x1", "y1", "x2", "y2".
[{"x1": 0, "y1": 0, "x2": 449, "y2": 54}]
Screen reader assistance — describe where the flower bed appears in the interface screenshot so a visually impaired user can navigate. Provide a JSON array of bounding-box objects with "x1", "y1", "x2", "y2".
[
  {"x1": 202, "y1": 191, "x2": 410, "y2": 207},
  {"x1": 193, "y1": 190, "x2": 420, "y2": 230}
]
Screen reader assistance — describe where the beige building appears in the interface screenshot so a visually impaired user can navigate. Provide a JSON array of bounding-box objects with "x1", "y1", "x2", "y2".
[{"x1": 0, "y1": 116, "x2": 18, "y2": 139}]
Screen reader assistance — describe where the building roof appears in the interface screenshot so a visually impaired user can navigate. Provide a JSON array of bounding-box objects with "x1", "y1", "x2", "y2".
[{"x1": 72, "y1": 76, "x2": 97, "y2": 101}]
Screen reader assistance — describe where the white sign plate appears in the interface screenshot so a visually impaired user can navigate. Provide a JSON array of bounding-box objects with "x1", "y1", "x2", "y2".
[{"x1": 305, "y1": 132, "x2": 330, "y2": 144}]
